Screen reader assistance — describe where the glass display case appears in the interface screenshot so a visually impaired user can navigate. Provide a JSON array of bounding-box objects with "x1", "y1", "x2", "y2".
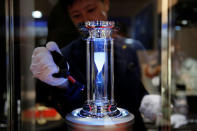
[{"x1": 1, "y1": 0, "x2": 197, "y2": 130}]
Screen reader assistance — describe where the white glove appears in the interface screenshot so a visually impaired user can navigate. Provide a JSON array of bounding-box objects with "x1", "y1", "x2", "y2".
[
  {"x1": 30, "y1": 41, "x2": 68, "y2": 86},
  {"x1": 171, "y1": 114, "x2": 188, "y2": 128},
  {"x1": 139, "y1": 94, "x2": 161, "y2": 121}
]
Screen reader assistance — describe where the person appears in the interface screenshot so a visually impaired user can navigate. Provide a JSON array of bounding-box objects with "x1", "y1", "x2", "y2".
[
  {"x1": 46, "y1": 0, "x2": 80, "y2": 49},
  {"x1": 30, "y1": 0, "x2": 161, "y2": 130}
]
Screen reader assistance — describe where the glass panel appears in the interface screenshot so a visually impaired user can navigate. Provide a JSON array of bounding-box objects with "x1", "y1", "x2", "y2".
[
  {"x1": 160, "y1": 0, "x2": 174, "y2": 129},
  {"x1": 170, "y1": 0, "x2": 197, "y2": 130},
  {"x1": 2, "y1": 0, "x2": 164, "y2": 130},
  {"x1": 0, "y1": 0, "x2": 8, "y2": 130},
  {"x1": 159, "y1": 0, "x2": 197, "y2": 130},
  {"x1": 3, "y1": 0, "x2": 197, "y2": 130}
]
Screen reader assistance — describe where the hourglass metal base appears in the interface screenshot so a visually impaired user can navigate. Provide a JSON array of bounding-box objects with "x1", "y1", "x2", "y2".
[
  {"x1": 65, "y1": 108, "x2": 134, "y2": 131},
  {"x1": 79, "y1": 103, "x2": 121, "y2": 118}
]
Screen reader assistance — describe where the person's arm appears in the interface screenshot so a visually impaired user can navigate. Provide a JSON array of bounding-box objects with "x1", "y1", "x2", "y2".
[{"x1": 30, "y1": 41, "x2": 85, "y2": 117}]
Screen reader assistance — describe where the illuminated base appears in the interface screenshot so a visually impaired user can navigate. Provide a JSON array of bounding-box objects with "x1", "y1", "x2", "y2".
[
  {"x1": 65, "y1": 108, "x2": 134, "y2": 131},
  {"x1": 79, "y1": 103, "x2": 121, "y2": 118}
]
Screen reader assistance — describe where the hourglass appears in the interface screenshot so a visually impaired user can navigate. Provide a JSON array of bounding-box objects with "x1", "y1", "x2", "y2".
[{"x1": 66, "y1": 21, "x2": 134, "y2": 131}]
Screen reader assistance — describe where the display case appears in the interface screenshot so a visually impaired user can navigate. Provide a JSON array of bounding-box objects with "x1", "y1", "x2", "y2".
[{"x1": 1, "y1": 0, "x2": 197, "y2": 130}]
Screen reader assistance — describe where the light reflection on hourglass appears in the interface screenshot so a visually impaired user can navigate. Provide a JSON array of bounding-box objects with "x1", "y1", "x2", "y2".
[{"x1": 94, "y1": 42, "x2": 107, "y2": 106}]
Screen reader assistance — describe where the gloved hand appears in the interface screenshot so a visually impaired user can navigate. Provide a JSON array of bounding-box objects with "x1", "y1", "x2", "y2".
[
  {"x1": 30, "y1": 41, "x2": 68, "y2": 87},
  {"x1": 139, "y1": 94, "x2": 161, "y2": 121},
  {"x1": 171, "y1": 113, "x2": 188, "y2": 128}
]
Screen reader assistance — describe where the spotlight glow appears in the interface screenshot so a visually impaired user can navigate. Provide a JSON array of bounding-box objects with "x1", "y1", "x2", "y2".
[
  {"x1": 175, "y1": 26, "x2": 181, "y2": 31},
  {"x1": 181, "y1": 20, "x2": 188, "y2": 25},
  {"x1": 32, "y1": 11, "x2": 42, "y2": 18},
  {"x1": 125, "y1": 38, "x2": 134, "y2": 44}
]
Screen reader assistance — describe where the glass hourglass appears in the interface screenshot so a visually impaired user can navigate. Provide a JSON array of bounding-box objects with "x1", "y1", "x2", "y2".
[{"x1": 66, "y1": 21, "x2": 134, "y2": 129}]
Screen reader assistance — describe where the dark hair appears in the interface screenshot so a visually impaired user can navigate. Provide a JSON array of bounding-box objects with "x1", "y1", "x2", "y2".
[
  {"x1": 60, "y1": 0, "x2": 104, "y2": 9},
  {"x1": 59, "y1": 0, "x2": 76, "y2": 9},
  {"x1": 47, "y1": 0, "x2": 80, "y2": 47}
]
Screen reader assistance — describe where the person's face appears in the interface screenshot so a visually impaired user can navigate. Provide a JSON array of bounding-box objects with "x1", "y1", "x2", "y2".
[{"x1": 68, "y1": 0, "x2": 110, "y2": 26}]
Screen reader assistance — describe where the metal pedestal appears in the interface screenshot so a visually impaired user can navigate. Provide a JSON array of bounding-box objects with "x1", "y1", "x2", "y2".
[{"x1": 66, "y1": 108, "x2": 134, "y2": 131}]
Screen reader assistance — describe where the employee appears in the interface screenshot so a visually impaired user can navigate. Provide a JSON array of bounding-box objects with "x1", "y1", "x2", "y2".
[{"x1": 30, "y1": 0, "x2": 161, "y2": 130}]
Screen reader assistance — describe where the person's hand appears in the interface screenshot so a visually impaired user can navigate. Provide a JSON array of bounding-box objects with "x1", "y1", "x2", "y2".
[
  {"x1": 139, "y1": 94, "x2": 161, "y2": 121},
  {"x1": 171, "y1": 113, "x2": 188, "y2": 128},
  {"x1": 30, "y1": 41, "x2": 68, "y2": 87}
]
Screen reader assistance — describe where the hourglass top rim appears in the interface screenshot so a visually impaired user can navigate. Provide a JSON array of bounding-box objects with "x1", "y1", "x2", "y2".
[{"x1": 78, "y1": 21, "x2": 115, "y2": 30}]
